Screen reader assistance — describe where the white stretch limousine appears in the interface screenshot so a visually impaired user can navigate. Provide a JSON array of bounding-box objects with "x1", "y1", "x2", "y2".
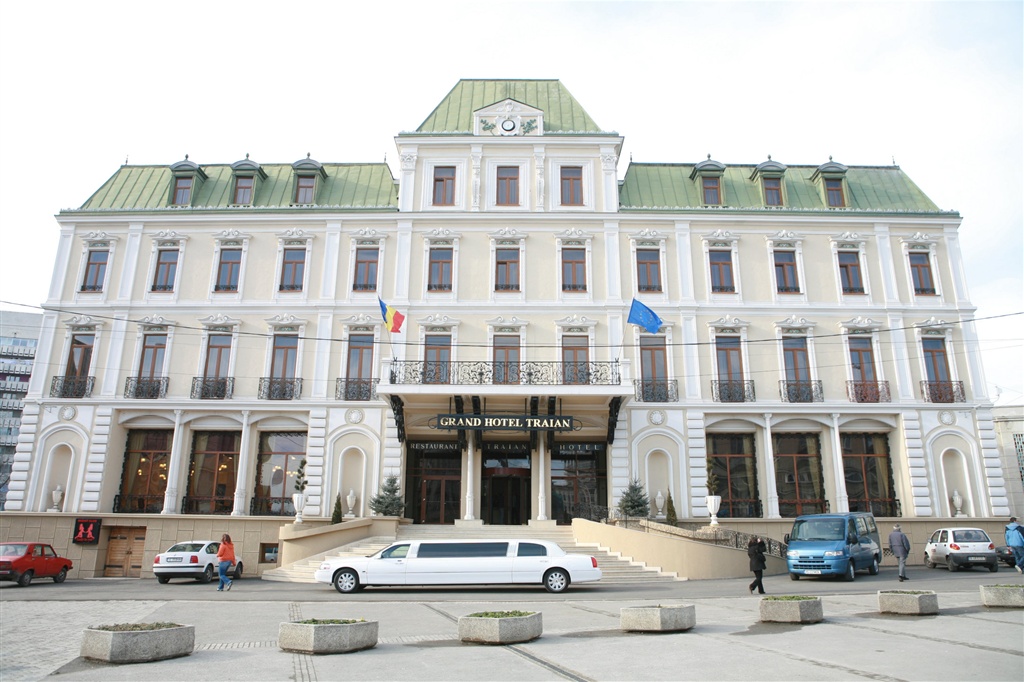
[{"x1": 314, "y1": 539, "x2": 601, "y2": 593}]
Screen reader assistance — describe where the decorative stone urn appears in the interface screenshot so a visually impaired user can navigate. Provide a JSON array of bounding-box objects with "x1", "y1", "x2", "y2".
[
  {"x1": 654, "y1": 490, "x2": 665, "y2": 517},
  {"x1": 346, "y1": 489, "x2": 356, "y2": 517},
  {"x1": 458, "y1": 612, "x2": 542, "y2": 644},
  {"x1": 759, "y1": 596, "x2": 823, "y2": 624},
  {"x1": 278, "y1": 620, "x2": 378, "y2": 654},
  {"x1": 292, "y1": 493, "x2": 305, "y2": 523},
  {"x1": 620, "y1": 604, "x2": 695, "y2": 632},
  {"x1": 877, "y1": 590, "x2": 939, "y2": 615},
  {"x1": 706, "y1": 495, "x2": 722, "y2": 526},
  {"x1": 81, "y1": 624, "x2": 194, "y2": 663},
  {"x1": 979, "y1": 585, "x2": 1024, "y2": 608}
]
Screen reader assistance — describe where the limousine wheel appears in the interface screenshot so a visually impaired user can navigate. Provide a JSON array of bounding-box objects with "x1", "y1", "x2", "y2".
[
  {"x1": 544, "y1": 568, "x2": 569, "y2": 593},
  {"x1": 333, "y1": 568, "x2": 360, "y2": 594}
]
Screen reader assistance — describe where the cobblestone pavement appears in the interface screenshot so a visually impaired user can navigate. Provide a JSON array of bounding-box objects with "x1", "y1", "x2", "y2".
[{"x1": 1, "y1": 590, "x2": 1022, "y2": 681}]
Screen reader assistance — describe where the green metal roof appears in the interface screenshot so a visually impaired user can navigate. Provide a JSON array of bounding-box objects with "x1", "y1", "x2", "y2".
[
  {"x1": 412, "y1": 79, "x2": 607, "y2": 135},
  {"x1": 71, "y1": 163, "x2": 398, "y2": 212},
  {"x1": 619, "y1": 164, "x2": 949, "y2": 214}
]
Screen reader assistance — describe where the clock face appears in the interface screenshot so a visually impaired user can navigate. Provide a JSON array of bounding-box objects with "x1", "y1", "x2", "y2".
[{"x1": 500, "y1": 119, "x2": 516, "y2": 132}]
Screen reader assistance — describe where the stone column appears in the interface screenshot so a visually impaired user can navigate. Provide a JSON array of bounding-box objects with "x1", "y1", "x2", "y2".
[
  {"x1": 464, "y1": 430, "x2": 476, "y2": 520},
  {"x1": 537, "y1": 437, "x2": 548, "y2": 521},
  {"x1": 763, "y1": 413, "x2": 780, "y2": 518},
  {"x1": 232, "y1": 410, "x2": 252, "y2": 516},
  {"x1": 830, "y1": 413, "x2": 849, "y2": 513},
  {"x1": 162, "y1": 409, "x2": 185, "y2": 514}
]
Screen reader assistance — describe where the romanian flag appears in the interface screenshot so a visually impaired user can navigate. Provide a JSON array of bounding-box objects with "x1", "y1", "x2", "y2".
[{"x1": 378, "y1": 298, "x2": 405, "y2": 333}]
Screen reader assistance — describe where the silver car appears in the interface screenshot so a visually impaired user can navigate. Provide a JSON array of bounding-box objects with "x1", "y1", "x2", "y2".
[{"x1": 923, "y1": 527, "x2": 998, "y2": 572}]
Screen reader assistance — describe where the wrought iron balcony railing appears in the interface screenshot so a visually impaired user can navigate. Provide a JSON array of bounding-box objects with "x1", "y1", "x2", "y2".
[
  {"x1": 113, "y1": 493, "x2": 165, "y2": 513},
  {"x1": 125, "y1": 377, "x2": 169, "y2": 399},
  {"x1": 494, "y1": 283, "x2": 520, "y2": 291},
  {"x1": 711, "y1": 284, "x2": 736, "y2": 293},
  {"x1": 352, "y1": 282, "x2": 376, "y2": 291},
  {"x1": 336, "y1": 378, "x2": 379, "y2": 401},
  {"x1": 920, "y1": 380, "x2": 965, "y2": 403},
  {"x1": 389, "y1": 360, "x2": 621, "y2": 386},
  {"x1": 191, "y1": 377, "x2": 234, "y2": 400},
  {"x1": 847, "y1": 380, "x2": 890, "y2": 403},
  {"x1": 842, "y1": 286, "x2": 866, "y2": 294},
  {"x1": 712, "y1": 380, "x2": 756, "y2": 403},
  {"x1": 50, "y1": 376, "x2": 94, "y2": 399},
  {"x1": 258, "y1": 377, "x2": 302, "y2": 400},
  {"x1": 779, "y1": 380, "x2": 823, "y2": 403},
  {"x1": 633, "y1": 379, "x2": 679, "y2": 402}
]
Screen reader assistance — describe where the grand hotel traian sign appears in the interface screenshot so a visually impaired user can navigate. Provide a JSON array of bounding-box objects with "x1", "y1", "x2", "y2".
[{"x1": 433, "y1": 414, "x2": 575, "y2": 431}]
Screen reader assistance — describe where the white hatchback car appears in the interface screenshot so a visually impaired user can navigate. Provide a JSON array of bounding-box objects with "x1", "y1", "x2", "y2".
[
  {"x1": 923, "y1": 527, "x2": 998, "y2": 572},
  {"x1": 153, "y1": 540, "x2": 243, "y2": 584}
]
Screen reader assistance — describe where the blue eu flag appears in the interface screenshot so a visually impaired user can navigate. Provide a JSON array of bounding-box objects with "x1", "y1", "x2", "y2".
[{"x1": 627, "y1": 298, "x2": 663, "y2": 334}]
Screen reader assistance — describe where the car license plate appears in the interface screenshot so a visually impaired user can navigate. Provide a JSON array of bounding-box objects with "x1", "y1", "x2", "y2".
[
  {"x1": 166, "y1": 557, "x2": 182, "y2": 563},
  {"x1": 805, "y1": 569, "x2": 821, "y2": 575},
  {"x1": 968, "y1": 556, "x2": 985, "y2": 561}
]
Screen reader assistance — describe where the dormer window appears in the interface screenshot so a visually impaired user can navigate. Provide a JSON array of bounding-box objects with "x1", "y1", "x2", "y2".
[
  {"x1": 811, "y1": 158, "x2": 849, "y2": 209},
  {"x1": 230, "y1": 155, "x2": 266, "y2": 205},
  {"x1": 750, "y1": 157, "x2": 787, "y2": 208},
  {"x1": 173, "y1": 177, "x2": 192, "y2": 205},
  {"x1": 291, "y1": 154, "x2": 327, "y2": 205},
  {"x1": 234, "y1": 176, "x2": 254, "y2": 204},
  {"x1": 690, "y1": 156, "x2": 727, "y2": 207},
  {"x1": 295, "y1": 176, "x2": 316, "y2": 204},
  {"x1": 168, "y1": 157, "x2": 206, "y2": 207},
  {"x1": 763, "y1": 178, "x2": 782, "y2": 206}
]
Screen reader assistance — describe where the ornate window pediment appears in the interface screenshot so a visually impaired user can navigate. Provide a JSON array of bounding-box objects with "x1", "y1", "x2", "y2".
[
  {"x1": 840, "y1": 316, "x2": 883, "y2": 333},
  {"x1": 765, "y1": 230, "x2": 804, "y2": 249},
  {"x1": 64, "y1": 314, "x2": 103, "y2": 331},
  {"x1": 475, "y1": 99, "x2": 543, "y2": 137},
  {"x1": 774, "y1": 315, "x2": 816, "y2": 334},
  {"x1": 198, "y1": 314, "x2": 241, "y2": 332},
  {"x1": 486, "y1": 316, "x2": 529, "y2": 333},
  {"x1": 708, "y1": 315, "x2": 750, "y2": 333},
  {"x1": 266, "y1": 314, "x2": 307, "y2": 332}
]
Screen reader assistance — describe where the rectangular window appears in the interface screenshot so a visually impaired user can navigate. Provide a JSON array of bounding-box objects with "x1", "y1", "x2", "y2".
[
  {"x1": 783, "y1": 337, "x2": 810, "y2": 383},
  {"x1": 495, "y1": 248, "x2": 520, "y2": 291},
  {"x1": 118, "y1": 430, "x2": 171, "y2": 514},
  {"x1": 496, "y1": 166, "x2": 519, "y2": 205},
  {"x1": 493, "y1": 335, "x2": 520, "y2": 385},
  {"x1": 763, "y1": 178, "x2": 782, "y2": 206},
  {"x1": 841, "y1": 433, "x2": 897, "y2": 516},
  {"x1": 65, "y1": 334, "x2": 94, "y2": 378},
  {"x1": 295, "y1": 175, "x2": 316, "y2": 204},
  {"x1": 909, "y1": 253, "x2": 936, "y2": 295},
  {"x1": 254, "y1": 432, "x2": 308, "y2": 516},
  {"x1": 838, "y1": 252, "x2": 864, "y2": 294},
  {"x1": 560, "y1": 166, "x2": 583, "y2": 206},
  {"x1": 702, "y1": 177, "x2": 721, "y2": 205},
  {"x1": 774, "y1": 433, "x2": 826, "y2": 517},
  {"x1": 138, "y1": 334, "x2": 167, "y2": 379},
  {"x1": 709, "y1": 250, "x2": 735, "y2": 293},
  {"x1": 424, "y1": 334, "x2": 451, "y2": 384},
  {"x1": 561, "y1": 248, "x2": 586, "y2": 292},
  {"x1": 432, "y1": 167, "x2": 455, "y2": 206},
  {"x1": 562, "y1": 336, "x2": 589, "y2": 384},
  {"x1": 848, "y1": 338, "x2": 876, "y2": 383},
  {"x1": 428, "y1": 248, "x2": 453, "y2": 292},
  {"x1": 184, "y1": 431, "x2": 240, "y2": 514},
  {"x1": 343, "y1": 334, "x2": 375, "y2": 400},
  {"x1": 774, "y1": 251, "x2": 799, "y2": 293},
  {"x1": 714, "y1": 336, "x2": 746, "y2": 402},
  {"x1": 353, "y1": 248, "x2": 379, "y2": 291},
  {"x1": 279, "y1": 248, "x2": 305, "y2": 292},
  {"x1": 636, "y1": 250, "x2": 662, "y2": 292},
  {"x1": 707, "y1": 434, "x2": 760, "y2": 518},
  {"x1": 233, "y1": 176, "x2": 254, "y2": 204},
  {"x1": 271, "y1": 335, "x2": 299, "y2": 379},
  {"x1": 151, "y1": 250, "x2": 178, "y2": 292},
  {"x1": 204, "y1": 334, "x2": 232, "y2": 378},
  {"x1": 639, "y1": 337, "x2": 668, "y2": 401},
  {"x1": 215, "y1": 249, "x2": 241, "y2": 292},
  {"x1": 81, "y1": 250, "x2": 108, "y2": 292},
  {"x1": 173, "y1": 177, "x2": 192, "y2": 205},
  {"x1": 825, "y1": 179, "x2": 845, "y2": 207}
]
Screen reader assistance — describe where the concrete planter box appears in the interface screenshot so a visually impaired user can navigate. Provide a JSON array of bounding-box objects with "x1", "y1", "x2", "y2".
[
  {"x1": 980, "y1": 585, "x2": 1024, "y2": 608},
  {"x1": 620, "y1": 604, "x2": 695, "y2": 632},
  {"x1": 759, "y1": 597, "x2": 823, "y2": 624},
  {"x1": 80, "y1": 624, "x2": 194, "y2": 663},
  {"x1": 278, "y1": 620, "x2": 378, "y2": 654},
  {"x1": 458, "y1": 612, "x2": 542, "y2": 644},
  {"x1": 878, "y1": 590, "x2": 939, "y2": 615}
]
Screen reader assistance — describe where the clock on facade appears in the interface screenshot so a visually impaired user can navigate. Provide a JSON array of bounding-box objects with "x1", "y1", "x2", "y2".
[{"x1": 501, "y1": 119, "x2": 517, "y2": 132}]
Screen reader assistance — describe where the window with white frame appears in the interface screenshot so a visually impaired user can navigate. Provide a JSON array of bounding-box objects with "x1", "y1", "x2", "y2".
[
  {"x1": 210, "y1": 230, "x2": 251, "y2": 299},
  {"x1": 275, "y1": 229, "x2": 314, "y2": 297},
  {"x1": 702, "y1": 230, "x2": 740, "y2": 298},
  {"x1": 765, "y1": 232, "x2": 806, "y2": 302},
  {"x1": 899, "y1": 234, "x2": 942, "y2": 301},
  {"x1": 556, "y1": 228, "x2": 592, "y2": 300}
]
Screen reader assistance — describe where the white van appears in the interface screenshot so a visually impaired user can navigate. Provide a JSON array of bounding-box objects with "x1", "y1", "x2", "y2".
[{"x1": 314, "y1": 539, "x2": 601, "y2": 593}]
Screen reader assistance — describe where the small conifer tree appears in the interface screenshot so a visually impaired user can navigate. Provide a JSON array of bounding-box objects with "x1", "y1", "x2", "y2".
[
  {"x1": 369, "y1": 474, "x2": 405, "y2": 517},
  {"x1": 665, "y1": 491, "x2": 678, "y2": 526},
  {"x1": 617, "y1": 478, "x2": 650, "y2": 518},
  {"x1": 293, "y1": 458, "x2": 307, "y2": 493},
  {"x1": 331, "y1": 493, "x2": 343, "y2": 524}
]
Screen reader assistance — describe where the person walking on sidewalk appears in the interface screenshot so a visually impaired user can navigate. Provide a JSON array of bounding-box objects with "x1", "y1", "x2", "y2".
[
  {"x1": 888, "y1": 524, "x2": 911, "y2": 581},
  {"x1": 747, "y1": 536, "x2": 767, "y2": 595},
  {"x1": 216, "y1": 533, "x2": 236, "y2": 591},
  {"x1": 1004, "y1": 517, "x2": 1024, "y2": 574}
]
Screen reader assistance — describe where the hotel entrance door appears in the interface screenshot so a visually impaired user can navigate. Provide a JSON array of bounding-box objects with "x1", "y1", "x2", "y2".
[
  {"x1": 419, "y1": 476, "x2": 460, "y2": 524},
  {"x1": 482, "y1": 473, "x2": 530, "y2": 525}
]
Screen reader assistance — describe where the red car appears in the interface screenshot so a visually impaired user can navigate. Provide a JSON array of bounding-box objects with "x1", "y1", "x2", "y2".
[{"x1": 0, "y1": 543, "x2": 73, "y2": 586}]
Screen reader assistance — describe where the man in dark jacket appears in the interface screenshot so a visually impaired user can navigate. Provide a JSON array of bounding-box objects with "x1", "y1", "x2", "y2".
[
  {"x1": 888, "y1": 524, "x2": 911, "y2": 581},
  {"x1": 747, "y1": 536, "x2": 767, "y2": 594}
]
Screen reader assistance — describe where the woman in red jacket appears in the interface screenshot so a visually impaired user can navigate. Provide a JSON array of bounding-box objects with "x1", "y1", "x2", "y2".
[{"x1": 216, "y1": 533, "x2": 236, "y2": 591}]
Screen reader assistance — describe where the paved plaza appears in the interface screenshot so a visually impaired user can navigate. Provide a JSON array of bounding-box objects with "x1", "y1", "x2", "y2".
[{"x1": 1, "y1": 577, "x2": 1022, "y2": 682}]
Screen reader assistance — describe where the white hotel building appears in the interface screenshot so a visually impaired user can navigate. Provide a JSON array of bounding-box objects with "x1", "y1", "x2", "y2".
[{"x1": 2, "y1": 80, "x2": 1009, "y2": 575}]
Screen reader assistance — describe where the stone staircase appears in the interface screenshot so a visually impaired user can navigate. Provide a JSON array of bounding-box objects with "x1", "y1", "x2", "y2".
[{"x1": 261, "y1": 524, "x2": 679, "y2": 584}]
